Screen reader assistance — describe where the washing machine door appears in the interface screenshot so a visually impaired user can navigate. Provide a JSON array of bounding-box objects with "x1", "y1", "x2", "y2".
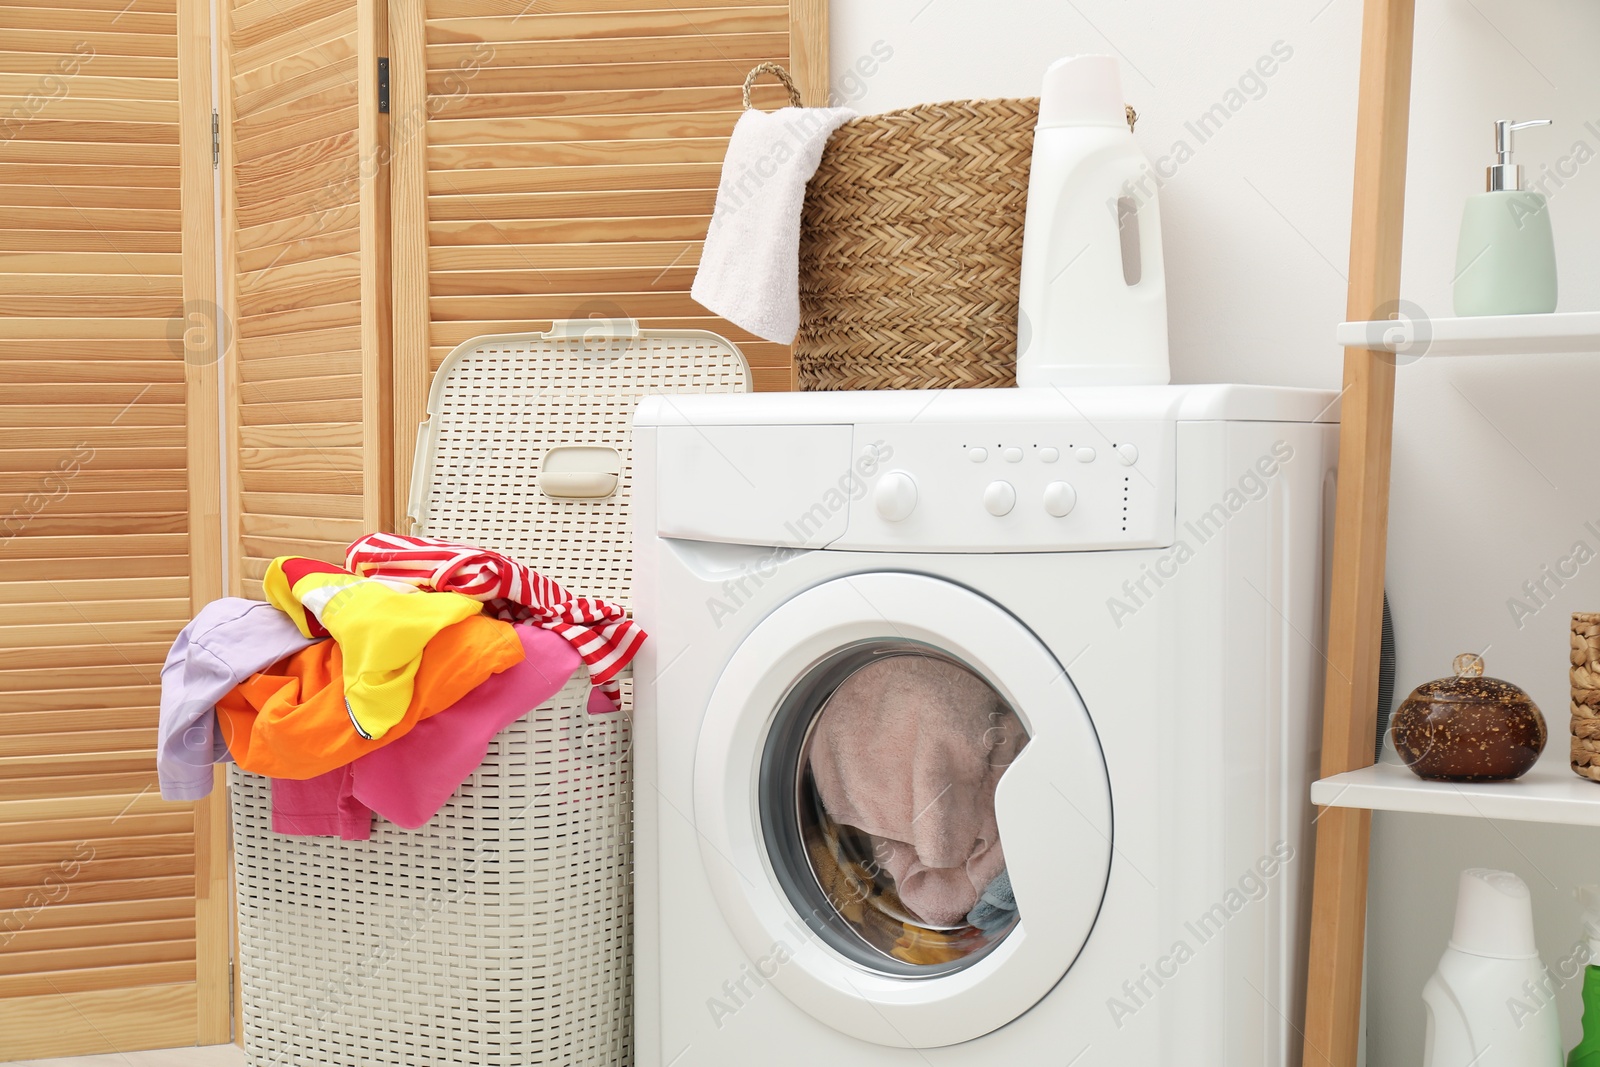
[{"x1": 694, "y1": 572, "x2": 1112, "y2": 1048}]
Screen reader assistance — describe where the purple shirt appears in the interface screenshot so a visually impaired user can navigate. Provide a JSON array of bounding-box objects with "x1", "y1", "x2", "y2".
[{"x1": 158, "y1": 598, "x2": 320, "y2": 801}]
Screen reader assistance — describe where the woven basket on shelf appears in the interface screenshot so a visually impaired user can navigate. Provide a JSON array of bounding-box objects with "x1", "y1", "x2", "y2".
[
  {"x1": 792, "y1": 84, "x2": 1041, "y2": 391},
  {"x1": 1573, "y1": 612, "x2": 1600, "y2": 781}
]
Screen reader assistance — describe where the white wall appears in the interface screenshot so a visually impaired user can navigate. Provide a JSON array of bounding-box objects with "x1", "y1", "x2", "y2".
[{"x1": 830, "y1": 0, "x2": 1600, "y2": 1060}]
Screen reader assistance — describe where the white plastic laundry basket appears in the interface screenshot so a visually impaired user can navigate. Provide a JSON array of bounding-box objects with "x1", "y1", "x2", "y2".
[{"x1": 231, "y1": 321, "x2": 750, "y2": 1066}]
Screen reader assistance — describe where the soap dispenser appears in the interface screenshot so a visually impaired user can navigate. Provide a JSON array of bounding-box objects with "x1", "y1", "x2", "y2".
[
  {"x1": 1422, "y1": 868, "x2": 1562, "y2": 1067},
  {"x1": 1454, "y1": 119, "x2": 1558, "y2": 316},
  {"x1": 1016, "y1": 55, "x2": 1169, "y2": 387}
]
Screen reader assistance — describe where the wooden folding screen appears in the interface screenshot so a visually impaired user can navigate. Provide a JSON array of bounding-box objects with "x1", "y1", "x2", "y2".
[
  {"x1": 0, "y1": 0, "x2": 229, "y2": 1057},
  {"x1": 219, "y1": 0, "x2": 391, "y2": 597},
  {"x1": 389, "y1": 0, "x2": 828, "y2": 519}
]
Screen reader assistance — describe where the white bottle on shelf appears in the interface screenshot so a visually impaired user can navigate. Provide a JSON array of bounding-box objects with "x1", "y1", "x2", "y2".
[
  {"x1": 1421, "y1": 868, "x2": 1561, "y2": 1067},
  {"x1": 1016, "y1": 54, "x2": 1169, "y2": 387}
]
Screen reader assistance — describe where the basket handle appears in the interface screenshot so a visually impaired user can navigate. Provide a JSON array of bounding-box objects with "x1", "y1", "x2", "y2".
[{"x1": 743, "y1": 62, "x2": 804, "y2": 110}]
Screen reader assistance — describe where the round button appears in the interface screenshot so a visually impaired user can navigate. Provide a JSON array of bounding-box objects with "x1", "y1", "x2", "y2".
[
  {"x1": 1043, "y1": 481, "x2": 1078, "y2": 518},
  {"x1": 874, "y1": 471, "x2": 918, "y2": 522},
  {"x1": 1039, "y1": 447, "x2": 1060, "y2": 463},
  {"x1": 1076, "y1": 446, "x2": 1097, "y2": 464},
  {"x1": 1115, "y1": 443, "x2": 1139, "y2": 466},
  {"x1": 1002, "y1": 447, "x2": 1023, "y2": 463},
  {"x1": 983, "y1": 480, "x2": 1016, "y2": 517},
  {"x1": 967, "y1": 447, "x2": 988, "y2": 463}
]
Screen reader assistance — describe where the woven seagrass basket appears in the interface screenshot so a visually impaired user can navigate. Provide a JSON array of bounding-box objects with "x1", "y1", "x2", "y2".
[
  {"x1": 1572, "y1": 612, "x2": 1600, "y2": 781},
  {"x1": 771, "y1": 60, "x2": 1039, "y2": 391}
]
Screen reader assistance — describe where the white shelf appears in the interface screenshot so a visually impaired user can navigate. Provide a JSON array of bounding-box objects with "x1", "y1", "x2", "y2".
[
  {"x1": 1336, "y1": 310, "x2": 1600, "y2": 357},
  {"x1": 1312, "y1": 752, "x2": 1600, "y2": 827}
]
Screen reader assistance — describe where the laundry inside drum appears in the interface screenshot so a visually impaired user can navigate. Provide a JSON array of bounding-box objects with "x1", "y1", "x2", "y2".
[{"x1": 795, "y1": 650, "x2": 1029, "y2": 972}]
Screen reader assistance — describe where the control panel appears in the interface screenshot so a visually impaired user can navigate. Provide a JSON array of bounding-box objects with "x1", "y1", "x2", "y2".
[{"x1": 833, "y1": 421, "x2": 1175, "y2": 552}]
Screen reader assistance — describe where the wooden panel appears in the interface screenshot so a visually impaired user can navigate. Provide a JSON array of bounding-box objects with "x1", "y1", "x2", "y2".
[
  {"x1": 1301, "y1": 2, "x2": 1417, "y2": 1067},
  {"x1": 0, "y1": 984, "x2": 197, "y2": 1060},
  {"x1": 0, "y1": 0, "x2": 226, "y2": 1058},
  {"x1": 222, "y1": 0, "x2": 385, "y2": 593},
  {"x1": 390, "y1": 0, "x2": 820, "y2": 523}
]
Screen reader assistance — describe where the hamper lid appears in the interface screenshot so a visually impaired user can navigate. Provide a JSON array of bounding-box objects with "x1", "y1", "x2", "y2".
[{"x1": 408, "y1": 318, "x2": 749, "y2": 612}]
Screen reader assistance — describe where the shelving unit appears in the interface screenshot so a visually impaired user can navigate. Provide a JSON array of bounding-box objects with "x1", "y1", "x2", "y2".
[
  {"x1": 1314, "y1": 751, "x2": 1600, "y2": 828},
  {"x1": 1304, "y1": 3, "x2": 1598, "y2": 1064},
  {"x1": 1335, "y1": 311, "x2": 1600, "y2": 357}
]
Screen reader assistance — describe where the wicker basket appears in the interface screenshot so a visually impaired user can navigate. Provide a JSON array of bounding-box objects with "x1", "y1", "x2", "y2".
[
  {"x1": 1573, "y1": 612, "x2": 1600, "y2": 781},
  {"x1": 793, "y1": 89, "x2": 1041, "y2": 391},
  {"x1": 232, "y1": 324, "x2": 750, "y2": 1066}
]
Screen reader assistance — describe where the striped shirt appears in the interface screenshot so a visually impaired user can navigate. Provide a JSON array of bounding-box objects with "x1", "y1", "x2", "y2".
[{"x1": 345, "y1": 532, "x2": 644, "y2": 713}]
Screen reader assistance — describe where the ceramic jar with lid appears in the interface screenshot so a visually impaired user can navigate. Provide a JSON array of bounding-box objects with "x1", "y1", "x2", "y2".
[{"x1": 1391, "y1": 653, "x2": 1546, "y2": 782}]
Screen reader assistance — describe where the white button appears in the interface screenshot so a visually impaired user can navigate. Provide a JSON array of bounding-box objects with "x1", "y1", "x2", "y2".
[
  {"x1": 874, "y1": 471, "x2": 918, "y2": 522},
  {"x1": 1043, "y1": 481, "x2": 1078, "y2": 517},
  {"x1": 983, "y1": 480, "x2": 1016, "y2": 517},
  {"x1": 1039, "y1": 447, "x2": 1060, "y2": 463},
  {"x1": 967, "y1": 447, "x2": 988, "y2": 463},
  {"x1": 860, "y1": 445, "x2": 880, "y2": 464},
  {"x1": 1076, "y1": 446, "x2": 1097, "y2": 463},
  {"x1": 1115, "y1": 443, "x2": 1139, "y2": 465},
  {"x1": 1002, "y1": 447, "x2": 1023, "y2": 463}
]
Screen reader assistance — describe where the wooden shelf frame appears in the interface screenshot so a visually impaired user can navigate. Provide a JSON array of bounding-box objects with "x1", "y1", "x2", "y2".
[{"x1": 1302, "y1": 0, "x2": 1417, "y2": 1064}]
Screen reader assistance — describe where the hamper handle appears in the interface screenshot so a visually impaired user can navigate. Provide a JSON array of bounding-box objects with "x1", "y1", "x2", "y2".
[{"x1": 743, "y1": 62, "x2": 804, "y2": 110}]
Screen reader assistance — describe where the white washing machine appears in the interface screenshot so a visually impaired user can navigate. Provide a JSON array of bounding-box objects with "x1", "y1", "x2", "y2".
[{"x1": 631, "y1": 386, "x2": 1338, "y2": 1067}]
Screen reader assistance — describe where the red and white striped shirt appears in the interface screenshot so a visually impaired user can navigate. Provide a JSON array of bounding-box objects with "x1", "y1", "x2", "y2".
[{"x1": 345, "y1": 532, "x2": 644, "y2": 713}]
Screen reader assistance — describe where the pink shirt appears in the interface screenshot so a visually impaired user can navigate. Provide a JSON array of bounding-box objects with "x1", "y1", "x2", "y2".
[{"x1": 271, "y1": 625, "x2": 582, "y2": 838}]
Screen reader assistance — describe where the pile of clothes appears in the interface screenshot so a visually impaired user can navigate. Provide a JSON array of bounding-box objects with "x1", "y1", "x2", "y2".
[{"x1": 156, "y1": 533, "x2": 645, "y2": 841}]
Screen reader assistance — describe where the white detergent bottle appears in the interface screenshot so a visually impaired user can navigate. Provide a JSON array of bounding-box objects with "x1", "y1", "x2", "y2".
[
  {"x1": 1422, "y1": 868, "x2": 1562, "y2": 1067},
  {"x1": 1016, "y1": 54, "x2": 1169, "y2": 387}
]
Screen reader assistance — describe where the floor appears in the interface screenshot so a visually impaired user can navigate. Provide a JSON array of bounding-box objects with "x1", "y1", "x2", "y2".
[{"x1": 7, "y1": 1048, "x2": 244, "y2": 1067}]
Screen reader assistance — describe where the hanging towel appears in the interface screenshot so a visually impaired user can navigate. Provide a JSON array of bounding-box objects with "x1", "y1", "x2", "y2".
[
  {"x1": 344, "y1": 532, "x2": 644, "y2": 713},
  {"x1": 807, "y1": 655, "x2": 1025, "y2": 927},
  {"x1": 157, "y1": 598, "x2": 320, "y2": 801},
  {"x1": 263, "y1": 555, "x2": 485, "y2": 740},
  {"x1": 218, "y1": 614, "x2": 523, "y2": 780},
  {"x1": 690, "y1": 102, "x2": 856, "y2": 344},
  {"x1": 271, "y1": 625, "x2": 583, "y2": 836}
]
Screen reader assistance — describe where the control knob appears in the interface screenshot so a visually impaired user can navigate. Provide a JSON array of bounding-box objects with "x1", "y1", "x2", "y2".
[{"x1": 874, "y1": 471, "x2": 918, "y2": 522}]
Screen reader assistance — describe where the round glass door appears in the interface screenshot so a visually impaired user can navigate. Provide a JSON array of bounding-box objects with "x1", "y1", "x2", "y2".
[
  {"x1": 693, "y1": 572, "x2": 1112, "y2": 1048},
  {"x1": 761, "y1": 644, "x2": 1027, "y2": 978}
]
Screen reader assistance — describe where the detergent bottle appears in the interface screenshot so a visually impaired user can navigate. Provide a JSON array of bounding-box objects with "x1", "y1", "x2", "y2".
[
  {"x1": 1422, "y1": 868, "x2": 1561, "y2": 1067},
  {"x1": 1016, "y1": 54, "x2": 1169, "y2": 387},
  {"x1": 1569, "y1": 886, "x2": 1600, "y2": 1067}
]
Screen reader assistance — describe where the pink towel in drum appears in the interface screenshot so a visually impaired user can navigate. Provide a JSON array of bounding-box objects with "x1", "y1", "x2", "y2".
[{"x1": 807, "y1": 656, "x2": 1025, "y2": 927}]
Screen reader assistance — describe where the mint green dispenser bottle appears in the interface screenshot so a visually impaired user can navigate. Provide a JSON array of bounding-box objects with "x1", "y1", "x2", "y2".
[
  {"x1": 1454, "y1": 119, "x2": 1557, "y2": 316},
  {"x1": 1570, "y1": 886, "x2": 1600, "y2": 1067}
]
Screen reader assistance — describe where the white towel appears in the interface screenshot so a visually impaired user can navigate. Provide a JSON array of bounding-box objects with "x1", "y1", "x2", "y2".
[{"x1": 692, "y1": 105, "x2": 857, "y2": 345}]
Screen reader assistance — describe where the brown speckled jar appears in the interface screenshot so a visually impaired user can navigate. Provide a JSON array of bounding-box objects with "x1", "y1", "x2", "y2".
[{"x1": 1391, "y1": 653, "x2": 1546, "y2": 782}]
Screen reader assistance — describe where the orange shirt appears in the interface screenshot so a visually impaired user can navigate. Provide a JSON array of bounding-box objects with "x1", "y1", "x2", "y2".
[{"x1": 218, "y1": 614, "x2": 524, "y2": 780}]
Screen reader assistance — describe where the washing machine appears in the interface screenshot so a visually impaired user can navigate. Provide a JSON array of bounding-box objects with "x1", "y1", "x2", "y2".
[{"x1": 631, "y1": 385, "x2": 1338, "y2": 1067}]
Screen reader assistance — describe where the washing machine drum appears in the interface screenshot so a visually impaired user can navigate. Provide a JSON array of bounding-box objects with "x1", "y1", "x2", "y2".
[{"x1": 694, "y1": 573, "x2": 1113, "y2": 1049}]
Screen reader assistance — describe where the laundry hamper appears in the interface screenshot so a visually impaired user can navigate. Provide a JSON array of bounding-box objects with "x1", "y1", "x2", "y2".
[{"x1": 230, "y1": 320, "x2": 750, "y2": 1067}]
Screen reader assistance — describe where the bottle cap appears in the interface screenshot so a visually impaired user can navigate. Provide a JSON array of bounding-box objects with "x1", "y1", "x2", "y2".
[
  {"x1": 1576, "y1": 885, "x2": 1600, "y2": 965},
  {"x1": 1448, "y1": 868, "x2": 1539, "y2": 959},
  {"x1": 1038, "y1": 55, "x2": 1127, "y2": 130}
]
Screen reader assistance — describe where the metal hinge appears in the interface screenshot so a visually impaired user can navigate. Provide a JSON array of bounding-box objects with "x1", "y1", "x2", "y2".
[
  {"x1": 211, "y1": 109, "x2": 219, "y2": 168},
  {"x1": 377, "y1": 57, "x2": 390, "y2": 114}
]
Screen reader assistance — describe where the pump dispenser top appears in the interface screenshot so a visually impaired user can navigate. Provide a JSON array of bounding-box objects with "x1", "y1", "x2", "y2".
[
  {"x1": 1488, "y1": 118, "x2": 1552, "y2": 191},
  {"x1": 1016, "y1": 55, "x2": 1170, "y2": 387}
]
